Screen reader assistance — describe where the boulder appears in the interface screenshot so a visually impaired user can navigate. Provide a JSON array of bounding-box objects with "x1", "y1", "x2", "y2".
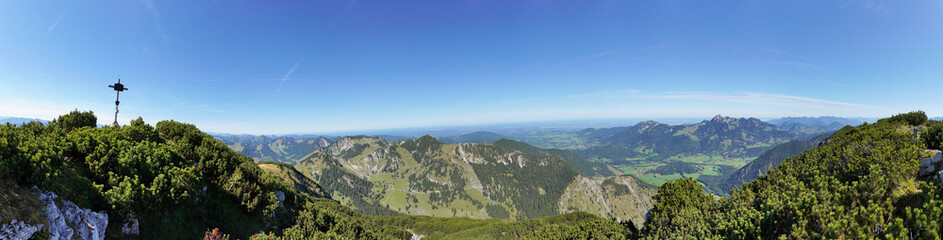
[
  {"x1": 38, "y1": 191, "x2": 74, "y2": 240},
  {"x1": 275, "y1": 191, "x2": 286, "y2": 207},
  {"x1": 0, "y1": 219, "x2": 42, "y2": 240},
  {"x1": 919, "y1": 150, "x2": 943, "y2": 177},
  {"x1": 930, "y1": 150, "x2": 943, "y2": 165},
  {"x1": 920, "y1": 160, "x2": 937, "y2": 176},
  {"x1": 121, "y1": 217, "x2": 139, "y2": 235},
  {"x1": 61, "y1": 201, "x2": 108, "y2": 240}
]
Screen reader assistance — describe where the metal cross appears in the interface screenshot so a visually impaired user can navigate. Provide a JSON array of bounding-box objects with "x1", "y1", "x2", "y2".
[{"x1": 108, "y1": 79, "x2": 128, "y2": 126}]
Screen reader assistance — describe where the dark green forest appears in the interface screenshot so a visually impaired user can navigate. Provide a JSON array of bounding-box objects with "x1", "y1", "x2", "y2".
[{"x1": 3, "y1": 110, "x2": 943, "y2": 239}]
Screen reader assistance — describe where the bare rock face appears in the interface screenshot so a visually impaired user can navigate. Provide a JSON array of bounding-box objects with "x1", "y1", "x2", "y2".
[
  {"x1": 61, "y1": 201, "x2": 108, "y2": 240},
  {"x1": 273, "y1": 191, "x2": 287, "y2": 217},
  {"x1": 275, "y1": 191, "x2": 286, "y2": 207},
  {"x1": 36, "y1": 190, "x2": 108, "y2": 240},
  {"x1": 919, "y1": 150, "x2": 943, "y2": 178},
  {"x1": 38, "y1": 191, "x2": 74, "y2": 240},
  {"x1": 0, "y1": 219, "x2": 42, "y2": 240}
]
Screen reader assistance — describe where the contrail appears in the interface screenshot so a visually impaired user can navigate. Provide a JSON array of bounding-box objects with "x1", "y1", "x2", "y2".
[
  {"x1": 47, "y1": 14, "x2": 64, "y2": 34},
  {"x1": 275, "y1": 56, "x2": 306, "y2": 94},
  {"x1": 264, "y1": 56, "x2": 306, "y2": 109},
  {"x1": 326, "y1": 0, "x2": 360, "y2": 33}
]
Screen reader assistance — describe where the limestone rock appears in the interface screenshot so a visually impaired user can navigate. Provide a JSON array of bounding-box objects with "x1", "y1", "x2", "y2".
[
  {"x1": 0, "y1": 219, "x2": 42, "y2": 240},
  {"x1": 930, "y1": 150, "x2": 943, "y2": 164},
  {"x1": 274, "y1": 190, "x2": 287, "y2": 217},
  {"x1": 38, "y1": 191, "x2": 74, "y2": 240},
  {"x1": 61, "y1": 201, "x2": 108, "y2": 240},
  {"x1": 919, "y1": 150, "x2": 943, "y2": 177},
  {"x1": 275, "y1": 191, "x2": 286, "y2": 207}
]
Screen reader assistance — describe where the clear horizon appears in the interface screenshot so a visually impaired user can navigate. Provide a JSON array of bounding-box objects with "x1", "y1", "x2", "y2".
[{"x1": 2, "y1": 1, "x2": 941, "y2": 134}]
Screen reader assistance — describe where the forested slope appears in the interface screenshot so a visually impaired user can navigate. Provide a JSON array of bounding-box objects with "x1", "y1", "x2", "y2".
[
  {"x1": 7, "y1": 110, "x2": 943, "y2": 239},
  {"x1": 292, "y1": 135, "x2": 656, "y2": 224},
  {"x1": 704, "y1": 132, "x2": 834, "y2": 194},
  {"x1": 639, "y1": 111, "x2": 943, "y2": 239},
  {"x1": 0, "y1": 111, "x2": 408, "y2": 239}
]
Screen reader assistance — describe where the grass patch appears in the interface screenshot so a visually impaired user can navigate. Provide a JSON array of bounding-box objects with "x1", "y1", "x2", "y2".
[{"x1": 0, "y1": 181, "x2": 45, "y2": 226}]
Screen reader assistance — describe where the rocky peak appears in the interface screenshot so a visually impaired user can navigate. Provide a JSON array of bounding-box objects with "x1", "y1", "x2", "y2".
[
  {"x1": 328, "y1": 136, "x2": 388, "y2": 154},
  {"x1": 634, "y1": 120, "x2": 662, "y2": 130},
  {"x1": 315, "y1": 137, "x2": 331, "y2": 148},
  {"x1": 710, "y1": 114, "x2": 733, "y2": 123}
]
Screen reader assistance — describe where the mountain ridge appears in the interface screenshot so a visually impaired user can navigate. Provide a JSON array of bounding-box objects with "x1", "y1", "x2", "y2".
[{"x1": 292, "y1": 135, "x2": 655, "y2": 226}]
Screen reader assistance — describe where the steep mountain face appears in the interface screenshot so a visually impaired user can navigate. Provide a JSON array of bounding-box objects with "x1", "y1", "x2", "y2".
[
  {"x1": 707, "y1": 132, "x2": 835, "y2": 194},
  {"x1": 557, "y1": 175, "x2": 656, "y2": 227},
  {"x1": 217, "y1": 135, "x2": 331, "y2": 163},
  {"x1": 576, "y1": 115, "x2": 799, "y2": 163},
  {"x1": 293, "y1": 135, "x2": 655, "y2": 223},
  {"x1": 492, "y1": 138, "x2": 618, "y2": 177},
  {"x1": 258, "y1": 162, "x2": 331, "y2": 199}
]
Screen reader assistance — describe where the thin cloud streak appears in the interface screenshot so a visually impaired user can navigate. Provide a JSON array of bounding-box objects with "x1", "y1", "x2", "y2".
[
  {"x1": 47, "y1": 14, "x2": 64, "y2": 34},
  {"x1": 326, "y1": 0, "x2": 360, "y2": 33},
  {"x1": 567, "y1": 49, "x2": 618, "y2": 63},
  {"x1": 757, "y1": 47, "x2": 805, "y2": 59},
  {"x1": 766, "y1": 61, "x2": 823, "y2": 69},
  {"x1": 645, "y1": 92, "x2": 874, "y2": 108},
  {"x1": 569, "y1": 89, "x2": 640, "y2": 98},
  {"x1": 275, "y1": 57, "x2": 306, "y2": 94},
  {"x1": 142, "y1": 0, "x2": 170, "y2": 42},
  {"x1": 567, "y1": 89, "x2": 875, "y2": 108}
]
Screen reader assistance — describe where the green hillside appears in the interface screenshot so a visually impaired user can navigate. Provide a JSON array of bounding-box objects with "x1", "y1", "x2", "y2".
[
  {"x1": 8, "y1": 110, "x2": 943, "y2": 239},
  {"x1": 576, "y1": 116, "x2": 801, "y2": 163},
  {"x1": 1, "y1": 110, "x2": 633, "y2": 239},
  {"x1": 258, "y1": 162, "x2": 331, "y2": 199},
  {"x1": 0, "y1": 110, "x2": 408, "y2": 239},
  {"x1": 292, "y1": 135, "x2": 655, "y2": 225},
  {"x1": 559, "y1": 116, "x2": 803, "y2": 186},
  {"x1": 639, "y1": 111, "x2": 943, "y2": 238},
  {"x1": 701, "y1": 132, "x2": 834, "y2": 195}
]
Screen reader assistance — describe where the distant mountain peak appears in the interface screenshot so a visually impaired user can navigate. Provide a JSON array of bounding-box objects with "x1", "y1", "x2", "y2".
[
  {"x1": 417, "y1": 134, "x2": 439, "y2": 142},
  {"x1": 712, "y1": 114, "x2": 726, "y2": 121},
  {"x1": 633, "y1": 120, "x2": 665, "y2": 132},
  {"x1": 636, "y1": 120, "x2": 662, "y2": 127}
]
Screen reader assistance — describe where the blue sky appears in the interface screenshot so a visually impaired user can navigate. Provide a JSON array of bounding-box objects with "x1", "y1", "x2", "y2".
[{"x1": 0, "y1": 1, "x2": 941, "y2": 134}]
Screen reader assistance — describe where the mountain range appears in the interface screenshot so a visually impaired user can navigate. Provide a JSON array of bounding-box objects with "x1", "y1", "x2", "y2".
[
  {"x1": 700, "y1": 131, "x2": 835, "y2": 195},
  {"x1": 213, "y1": 115, "x2": 864, "y2": 189},
  {"x1": 574, "y1": 115, "x2": 807, "y2": 163},
  {"x1": 215, "y1": 135, "x2": 332, "y2": 163},
  {"x1": 0, "y1": 117, "x2": 49, "y2": 125},
  {"x1": 290, "y1": 135, "x2": 655, "y2": 226},
  {"x1": 4, "y1": 110, "x2": 943, "y2": 239}
]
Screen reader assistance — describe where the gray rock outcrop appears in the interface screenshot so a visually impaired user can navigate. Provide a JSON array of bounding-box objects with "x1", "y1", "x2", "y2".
[
  {"x1": 0, "y1": 219, "x2": 42, "y2": 240},
  {"x1": 918, "y1": 150, "x2": 943, "y2": 180},
  {"x1": 275, "y1": 191, "x2": 286, "y2": 207},
  {"x1": 61, "y1": 201, "x2": 108, "y2": 240},
  {"x1": 39, "y1": 191, "x2": 74, "y2": 240},
  {"x1": 36, "y1": 190, "x2": 109, "y2": 240}
]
